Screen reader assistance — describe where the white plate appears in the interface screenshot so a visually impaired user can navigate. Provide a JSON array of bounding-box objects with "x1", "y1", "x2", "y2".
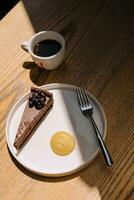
[{"x1": 6, "y1": 83, "x2": 107, "y2": 177}]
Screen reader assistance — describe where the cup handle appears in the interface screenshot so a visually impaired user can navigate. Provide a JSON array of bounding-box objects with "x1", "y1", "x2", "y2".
[{"x1": 21, "y1": 41, "x2": 30, "y2": 51}]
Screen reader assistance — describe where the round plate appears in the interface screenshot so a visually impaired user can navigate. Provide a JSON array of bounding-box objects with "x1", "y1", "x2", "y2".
[{"x1": 6, "y1": 83, "x2": 107, "y2": 177}]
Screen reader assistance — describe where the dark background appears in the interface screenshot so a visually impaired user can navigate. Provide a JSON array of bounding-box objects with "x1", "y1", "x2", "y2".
[{"x1": 0, "y1": 0, "x2": 19, "y2": 19}]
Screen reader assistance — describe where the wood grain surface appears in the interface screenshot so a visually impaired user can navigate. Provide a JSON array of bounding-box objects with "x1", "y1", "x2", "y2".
[{"x1": 0, "y1": 0, "x2": 134, "y2": 199}]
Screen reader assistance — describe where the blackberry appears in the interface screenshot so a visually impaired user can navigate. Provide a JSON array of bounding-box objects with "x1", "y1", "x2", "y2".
[
  {"x1": 29, "y1": 100, "x2": 33, "y2": 108},
  {"x1": 35, "y1": 101, "x2": 43, "y2": 110}
]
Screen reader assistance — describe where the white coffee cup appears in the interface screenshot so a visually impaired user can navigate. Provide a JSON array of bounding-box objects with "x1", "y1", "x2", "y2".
[{"x1": 21, "y1": 31, "x2": 65, "y2": 70}]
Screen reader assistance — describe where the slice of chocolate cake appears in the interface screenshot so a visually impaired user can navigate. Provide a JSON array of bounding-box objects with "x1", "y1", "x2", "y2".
[{"x1": 13, "y1": 87, "x2": 53, "y2": 150}]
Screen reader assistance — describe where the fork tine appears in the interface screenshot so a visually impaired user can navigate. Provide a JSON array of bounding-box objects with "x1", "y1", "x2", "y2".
[
  {"x1": 81, "y1": 88, "x2": 88, "y2": 105},
  {"x1": 82, "y1": 88, "x2": 90, "y2": 104},
  {"x1": 78, "y1": 88, "x2": 85, "y2": 106},
  {"x1": 76, "y1": 88, "x2": 83, "y2": 107}
]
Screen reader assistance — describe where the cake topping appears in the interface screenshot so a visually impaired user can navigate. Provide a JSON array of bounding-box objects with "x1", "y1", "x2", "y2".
[{"x1": 29, "y1": 89, "x2": 47, "y2": 110}]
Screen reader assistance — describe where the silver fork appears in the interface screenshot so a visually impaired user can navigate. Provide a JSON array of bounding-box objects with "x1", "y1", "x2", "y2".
[{"x1": 76, "y1": 87, "x2": 113, "y2": 166}]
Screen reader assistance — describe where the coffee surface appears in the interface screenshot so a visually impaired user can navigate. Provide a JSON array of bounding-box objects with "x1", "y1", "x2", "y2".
[{"x1": 34, "y1": 39, "x2": 61, "y2": 57}]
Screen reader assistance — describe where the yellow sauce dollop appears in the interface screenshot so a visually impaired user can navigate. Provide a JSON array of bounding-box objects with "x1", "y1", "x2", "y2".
[{"x1": 50, "y1": 131, "x2": 75, "y2": 156}]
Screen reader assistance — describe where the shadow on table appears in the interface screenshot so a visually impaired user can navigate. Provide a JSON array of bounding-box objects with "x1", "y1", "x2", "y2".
[
  {"x1": 23, "y1": 60, "x2": 70, "y2": 86},
  {"x1": 23, "y1": 62, "x2": 50, "y2": 86},
  {"x1": 22, "y1": 57, "x2": 78, "y2": 86}
]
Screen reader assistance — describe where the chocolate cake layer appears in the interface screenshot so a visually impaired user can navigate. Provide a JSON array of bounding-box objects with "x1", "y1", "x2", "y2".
[{"x1": 13, "y1": 87, "x2": 53, "y2": 150}]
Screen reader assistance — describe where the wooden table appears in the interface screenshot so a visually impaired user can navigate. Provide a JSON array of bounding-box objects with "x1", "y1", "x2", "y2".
[{"x1": 0, "y1": 0, "x2": 133, "y2": 199}]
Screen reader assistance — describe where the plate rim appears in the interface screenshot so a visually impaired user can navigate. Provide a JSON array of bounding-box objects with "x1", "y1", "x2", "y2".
[{"x1": 6, "y1": 83, "x2": 107, "y2": 177}]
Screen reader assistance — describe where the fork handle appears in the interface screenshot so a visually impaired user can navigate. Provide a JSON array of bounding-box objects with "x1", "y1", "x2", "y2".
[{"x1": 89, "y1": 115, "x2": 113, "y2": 166}]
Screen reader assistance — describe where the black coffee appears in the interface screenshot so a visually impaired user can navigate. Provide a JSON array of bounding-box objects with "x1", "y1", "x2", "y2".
[{"x1": 34, "y1": 39, "x2": 61, "y2": 57}]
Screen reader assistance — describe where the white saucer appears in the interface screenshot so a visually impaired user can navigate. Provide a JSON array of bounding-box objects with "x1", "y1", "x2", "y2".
[{"x1": 6, "y1": 83, "x2": 107, "y2": 177}]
